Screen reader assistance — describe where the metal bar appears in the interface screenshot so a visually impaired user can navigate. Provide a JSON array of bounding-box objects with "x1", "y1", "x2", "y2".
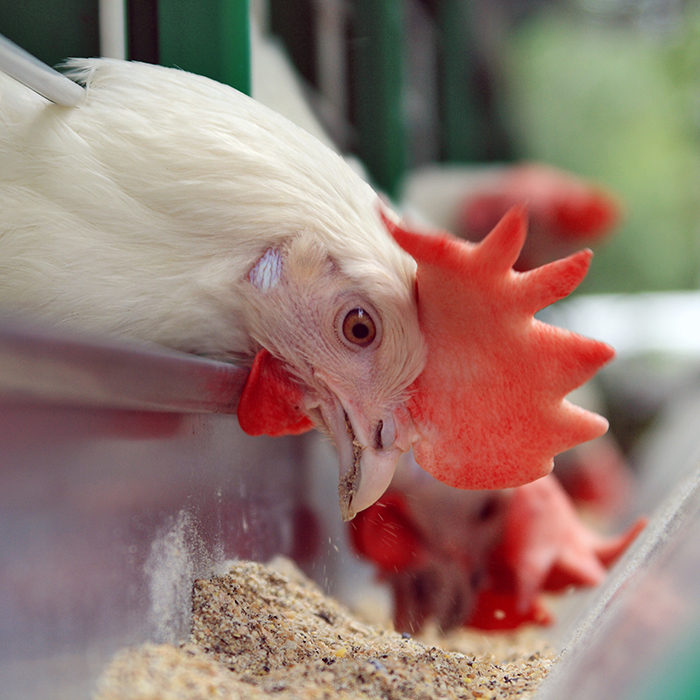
[
  {"x1": 0, "y1": 321, "x2": 248, "y2": 413},
  {"x1": 99, "y1": 0, "x2": 127, "y2": 59},
  {"x1": 0, "y1": 34, "x2": 85, "y2": 106},
  {"x1": 314, "y1": 0, "x2": 349, "y2": 119},
  {"x1": 544, "y1": 291, "x2": 700, "y2": 357}
]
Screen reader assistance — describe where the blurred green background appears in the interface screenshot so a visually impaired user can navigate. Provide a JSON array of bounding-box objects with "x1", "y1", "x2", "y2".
[
  {"x1": 269, "y1": 0, "x2": 700, "y2": 295},
  {"x1": 503, "y1": 5, "x2": 700, "y2": 294}
]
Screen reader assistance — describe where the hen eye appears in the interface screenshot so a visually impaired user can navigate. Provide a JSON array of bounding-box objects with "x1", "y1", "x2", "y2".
[{"x1": 342, "y1": 308, "x2": 376, "y2": 347}]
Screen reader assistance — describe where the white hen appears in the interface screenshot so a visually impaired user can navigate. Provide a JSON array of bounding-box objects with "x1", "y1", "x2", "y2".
[
  {"x1": 0, "y1": 56, "x2": 615, "y2": 523},
  {"x1": 0, "y1": 59, "x2": 426, "y2": 517}
]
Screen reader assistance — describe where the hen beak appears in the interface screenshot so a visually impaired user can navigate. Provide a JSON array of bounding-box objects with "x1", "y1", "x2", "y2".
[{"x1": 316, "y1": 396, "x2": 409, "y2": 521}]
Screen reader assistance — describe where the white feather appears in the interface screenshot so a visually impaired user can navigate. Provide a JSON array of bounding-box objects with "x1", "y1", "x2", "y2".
[
  {"x1": 0, "y1": 60, "x2": 418, "y2": 369},
  {"x1": 249, "y1": 247, "x2": 283, "y2": 291}
]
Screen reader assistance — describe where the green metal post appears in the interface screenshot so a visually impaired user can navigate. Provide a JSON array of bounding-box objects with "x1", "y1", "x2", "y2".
[
  {"x1": 158, "y1": 0, "x2": 251, "y2": 95},
  {"x1": 436, "y1": 0, "x2": 483, "y2": 162},
  {"x1": 352, "y1": 0, "x2": 406, "y2": 198}
]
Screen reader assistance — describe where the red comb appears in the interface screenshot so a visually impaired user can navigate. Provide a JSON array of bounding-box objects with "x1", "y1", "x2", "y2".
[
  {"x1": 553, "y1": 190, "x2": 619, "y2": 239},
  {"x1": 385, "y1": 206, "x2": 614, "y2": 490}
]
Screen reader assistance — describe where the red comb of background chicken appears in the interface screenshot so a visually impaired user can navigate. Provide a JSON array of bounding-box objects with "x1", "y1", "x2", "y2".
[
  {"x1": 385, "y1": 206, "x2": 615, "y2": 491},
  {"x1": 460, "y1": 164, "x2": 620, "y2": 242},
  {"x1": 458, "y1": 164, "x2": 621, "y2": 271}
]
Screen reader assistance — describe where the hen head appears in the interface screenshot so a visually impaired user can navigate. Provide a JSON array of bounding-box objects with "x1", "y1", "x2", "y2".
[
  {"x1": 237, "y1": 209, "x2": 427, "y2": 521},
  {"x1": 239, "y1": 204, "x2": 614, "y2": 520}
]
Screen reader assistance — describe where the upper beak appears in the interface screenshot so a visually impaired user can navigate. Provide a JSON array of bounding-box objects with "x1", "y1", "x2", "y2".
[{"x1": 316, "y1": 394, "x2": 413, "y2": 521}]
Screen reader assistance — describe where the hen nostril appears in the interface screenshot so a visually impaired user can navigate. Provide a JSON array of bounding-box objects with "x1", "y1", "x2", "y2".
[
  {"x1": 375, "y1": 420, "x2": 383, "y2": 450},
  {"x1": 377, "y1": 416, "x2": 396, "y2": 451}
]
